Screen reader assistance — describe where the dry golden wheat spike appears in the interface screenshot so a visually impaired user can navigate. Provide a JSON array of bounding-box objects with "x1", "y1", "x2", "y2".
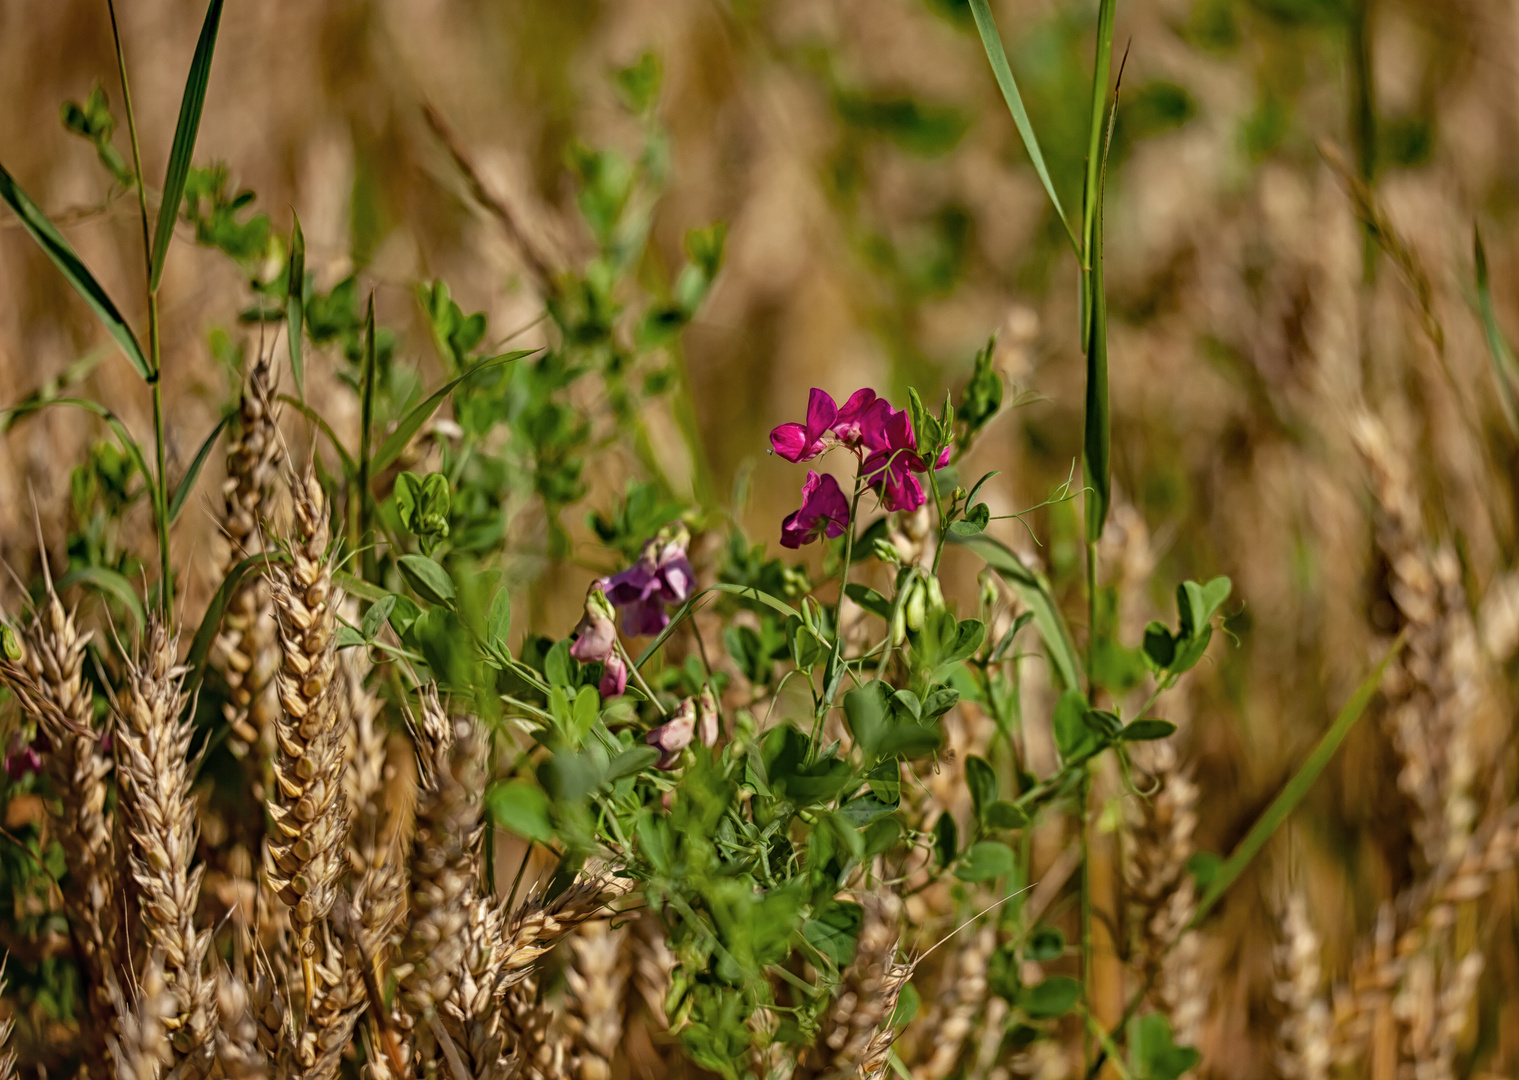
[
  {"x1": 265, "y1": 469, "x2": 351, "y2": 1003},
  {"x1": 114, "y1": 618, "x2": 216, "y2": 1077},
  {"x1": 563, "y1": 919, "x2": 629, "y2": 1080}
]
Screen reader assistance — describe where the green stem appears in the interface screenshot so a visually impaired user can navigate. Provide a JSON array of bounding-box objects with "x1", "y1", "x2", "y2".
[
  {"x1": 822, "y1": 475, "x2": 866, "y2": 711},
  {"x1": 1085, "y1": 540, "x2": 1098, "y2": 697},
  {"x1": 108, "y1": 0, "x2": 171, "y2": 620},
  {"x1": 617, "y1": 639, "x2": 667, "y2": 717}
]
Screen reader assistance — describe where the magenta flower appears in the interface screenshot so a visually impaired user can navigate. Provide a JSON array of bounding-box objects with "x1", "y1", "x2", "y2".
[
  {"x1": 5, "y1": 730, "x2": 44, "y2": 781},
  {"x1": 647, "y1": 697, "x2": 697, "y2": 769},
  {"x1": 781, "y1": 470, "x2": 851, "y2": 549},
  {"x1": 859, "y1": 405, "x2": 950, "y2": 513},
  {"x1": 831, "y1": 389, "x2": 882, "y2": 449},
  {"x1": 568, "y1": 585, "x2": 626, "y2": 699},
  {"x1": 601, "y1": 523, "x2": 696, "y2": 637},
  {"x1": 770, "y1": 388, "x2": 838, "y2": 462}
]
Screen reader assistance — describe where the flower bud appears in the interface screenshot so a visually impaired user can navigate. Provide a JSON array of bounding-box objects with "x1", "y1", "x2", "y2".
[
  {"x1": 978, "y1": 570, "x2": 999, "y2": 612},
  {"x1": 569, "y1": 585, "x2": 618, "y2": 665},
  {"x1": 905, "y1": 580, "x2": 926, "y2": 632},
  {"x1": 600, "y1": 652, "x2": 628, "y2": 699},
  {"x1": 697, "y1": 683, "x2": 720, "y2": 747},
  {"x1": 891, "y1": 603, "x2": 907, "y2": 646}
]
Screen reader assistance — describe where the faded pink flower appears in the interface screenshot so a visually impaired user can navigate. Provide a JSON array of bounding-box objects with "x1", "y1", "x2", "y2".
[
  {"x1": 697, "y1": 683, "x2": 720, "y2": 748},
  {"x1": 647, "y1": 697, "x2": 697, "y2": 769},
  {"x1": 600, "y1": 651, "x2": 628, "y2": 698},
  {"x1": 781, "y1": 471, "x2": 851, "y2": 549},
  {"x1": 568, "y1": 585, "x2": 626, "y2": 699}
]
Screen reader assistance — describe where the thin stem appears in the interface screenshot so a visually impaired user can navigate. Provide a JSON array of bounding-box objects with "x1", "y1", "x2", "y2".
[
  {"x1": 1085, "y1": 540, "x2": 1098, "y2": 698},
  {"x1": 617, "y1": 639, "x2": 667, "y2": 717},
  {"x1": 822, "y1": 475, "x2": 866, "y2": 712},
  {"x1": 1079, "y1": 767, "x2": 1094, "y2": 1075},
  {"x1": 108, "y1": 0, "x2": 172, "y2": 619}
]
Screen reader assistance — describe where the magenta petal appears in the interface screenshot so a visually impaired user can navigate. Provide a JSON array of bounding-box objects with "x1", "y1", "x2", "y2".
[
  {"x1": 804, "y1": 388, "x2": 840, "y2": 442},
  {"x1": 770, "y1": 422, "x2": 816, "y2": 463},
  {"x1": 780, "y1": 508, "x2": 809, "y2": 549}
]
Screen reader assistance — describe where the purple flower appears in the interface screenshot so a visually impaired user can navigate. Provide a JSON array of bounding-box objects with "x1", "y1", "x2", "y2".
[
  {"x1": 647, "y1": 698, "x2": 697, "y2": 769},
  {"x1": 601, "y1": 523, "x2": 696, "y2": 637},
  {"x1": 781, "y1": 471, "x2": 851, "y2": 549},
  {"x1": 5, "y1": 731, "x2": 44, "y2": 781},
  {"x1": 770, "y1": 388, "x2": 839, "y2": 463},
  {"x1": 831, "y1": 388, "x2": 882, "y2": 449},
  {"x1": 568, "y1": 585, "x2": 626, "y2": 699}
]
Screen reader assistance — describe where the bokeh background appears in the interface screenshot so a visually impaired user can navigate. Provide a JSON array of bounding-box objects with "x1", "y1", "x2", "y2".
[{"x1": 4, "y1": 0, "x2": 1519, "y2": 1074}]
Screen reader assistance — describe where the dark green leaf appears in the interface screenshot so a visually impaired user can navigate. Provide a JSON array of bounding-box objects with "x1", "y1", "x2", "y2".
[
  {"x1": 397, "y1": 554, "x2": 455, "y2": 606},
  {"x1": 1127, "y1": 1012, "x2": 1200, "y2": 1080},
  {"x1": 487, "y1": 588, "x2": 511, "y2": 649},
  {"x1": 150, "y1": 0, "x2": 226, "y2": 291},
  {"x1": 965, "y1": 755, "x2": 997, "y2": 819},
  {"x1": 922, "y1": 686, "x2": 959, "y2": 718},
  {"x1": 955, "y1": 840, "x2": 1016, "y2": 882},
  {"x1": 0, "y1": 164, "x2": 150, "y2": 378},
  {"x1": 361, "y1": 596, "x2": 397, "y2": 641},
  {"x1": 942, "y1": 618, "x2": 986, "y2": 665},
  {"x1": 802, "y1": 901, "x2": 863, "y2": 968},
  {"x1": 934, "y1": 812, "x2": 958, "y2": 869},
  {"x1": 844, "y1": 583, "x2": 894, "y2": 621},
  {"x1": 953, "y1": 533, "x2": 1081, "y2": 690},
  {"x1": 1053, "y1": 688, "x2": 1099, "y2": 763},
  {"x1": 1142, "y1": 621, "x2": 1176, "y2": 669},
  {"x1": 606, "y1": 746, "x2": 660, "y2": 782},
  {"x1": 167, "y1": 409, "x2": 233, "y2": 522},
  {"x1": 1121, "y1": 719, "x2": 1178, "y2": 742},
  {"x1": 985, "y1": 800, "x2": 1029, "y2": 830},
  {"x1": 949, "y1": 501, "x2": 991, "y2": 537},
  {"x1": 1027, "y1": 926, "x2": 1064, "y2": 962}
]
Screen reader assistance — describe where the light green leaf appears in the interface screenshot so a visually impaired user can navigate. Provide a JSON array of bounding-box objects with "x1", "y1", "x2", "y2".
[
  {"x1": 167, "y1": 409, "x2": 233, "y2": 522},
  {"x1": 397, "y1": 554, "x2": 455, "y2": 607},
  {"x1": 955, "y1": 840, "x2": 1017, "y2": 882},
  {"x1": 56, "y1": 566, "x2": 144, "y2": 632},
  {"x1": 287, "y1": 213, "x2": 305, "y2": 401},
  {"x1": 953, "y1": 532, "x2": 1081, "y2": 691},
  {"x1": 486, "y1": 781, "x2": 553, "y2": 841}
]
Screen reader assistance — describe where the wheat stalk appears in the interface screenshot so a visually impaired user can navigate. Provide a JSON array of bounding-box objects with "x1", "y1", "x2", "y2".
[
  {"x1": 265, "y1": 469, "x2": 351, "y2": 1005},
  {"x1": 114, "y1": 617, "x2": 216, "y2": 1077}
]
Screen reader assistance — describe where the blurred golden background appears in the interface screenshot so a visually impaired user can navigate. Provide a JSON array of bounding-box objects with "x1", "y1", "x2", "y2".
[{"x1": 4, "y1": 0, "x2": 1519, "y2": 1075}]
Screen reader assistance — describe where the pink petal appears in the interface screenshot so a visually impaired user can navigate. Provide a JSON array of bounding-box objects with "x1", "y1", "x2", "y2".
[
  {"x1": 804, "y1": 388, "x2": 840, "y2": 442},
  {"x1": 770, "y1": 422, "x2": 816, "y2": 463}
]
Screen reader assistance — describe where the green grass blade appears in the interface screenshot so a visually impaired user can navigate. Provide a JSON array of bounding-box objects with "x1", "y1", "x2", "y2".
[
  {"x1": 0, "y1": 345, "x2": 112, "y2": 434},
  {"x1": 56, "y1": 566, "x2": 145, "y2": 632},
  {"x1": 1474, "y1": 227, "x2": 1519, "y2": 436},
  {"x1": 967, "y1": 0, "x2": 1079, "y2": 256},
  {"x1": 1081, "y1": 0, "x2": 1117, "y2": 264},
  {"x1": 287, "y1": 214, "x2": 306, "y2": 402},
  {"x1": 1192, "y1": 632, "x2": 1407, "y2": 926},
  {"x1": 276, "y1": 394, "x2": 357, "y2": 476},
  {"x1": 1082, "y1": 155, "x2": 1110, "y2": 543},
  {"x1": 149, "y1": 0, "x2": 225, "y2": 292},
  {"x1": 167, "y1": 409, "x2": 233, "y2": 523},
  {"x1": 951, "y1": 532, "x2": 1083, "y2": 692},
  {"x1": 369, "y1": 350, "x2": 534, "y2": 476},
  {"x1": 356, "y1": 294, "x2": 377, "y2": 547},
  {"x1": 0, "y1": 164, "x2": 151, "y2": 379},
  {"x1": 0, "y1": 397, "x2": 152, "y2": 491},
  {"x1": 184, "y1": 550, "x2": 286, "y2": 697}
]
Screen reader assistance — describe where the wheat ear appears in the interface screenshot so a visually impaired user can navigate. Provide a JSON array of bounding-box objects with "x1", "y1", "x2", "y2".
[
  {"x1": 1274, "y1": 894, "x2": 1331, "y2": 1080},
  {"x1": 214, "y1": 345, "x2": 284, "y2": 762},
  {"x1": 105, "y1": 954, "x2": 173, "y2": 1080},
  {"x1": 266, "y1": 469, "x2": 351, "y2": 1005},
  {"x1": 821, "y1": 894, "x2": 901, "y2": 1075},
  {"x1": 0, "y1": 584, "x2": 121, "y2": 1063},
  {"x1": 114, "y1": 618, "x2": 217, "y2": 1077},
  {"x1": 495, "y1": 870, "x2": 636, "y2": 994},
  {"x1": 563, "y1": 919, "x2": 629, "y2": 1080},
  {"x1": 214, "y1": 966, "x2": 271, "y2": 1080}
]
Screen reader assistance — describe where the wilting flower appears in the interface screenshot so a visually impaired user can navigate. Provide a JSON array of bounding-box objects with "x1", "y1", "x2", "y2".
[
  {"x1": 568, "y1": 585, "x2": 626, "y2": 699},
  {"x1": 601, "y1": 522, "x2": 696, "y2": 636},
  {"x1": 647, "y1": 697, "x2": 697, "y2": 769},
  {"x1": 860, "y1": 404, "x2": 950, "y2": 513},
  {"x1": 781, "y1": 471, "x2": 850, "y2": 549}
]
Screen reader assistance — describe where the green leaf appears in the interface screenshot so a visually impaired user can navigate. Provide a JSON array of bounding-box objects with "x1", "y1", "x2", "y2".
[
  {"x1": 287, "y1": 214, "x2": 305, "y2": 401},
  {"x1": 369, "y1": 351, "x2": 533, "y2": 476},
  {"x1": 570, "y1": 686, "x2": 600, "y2": 747},
  {"x1": 985, "y1": 800, "x2": 1029, "y2": 830},
  {"x1": 360, "y1": 596, "x2": 396, "y2": 641},
  {"x1": 1, "y1": 398, "x2": 152, "y2": 494},
  {"x1": 1193, "y1": 636, "x2": 1406, "y2": 926},
  {"x1": 1020, "y1": 975, "x2": 1081, "y2": 1019},
  {"x1": 802, "y1": 900, "x2": 863, "y2": 968},
  {"x1": 1027, "y1": 926, "x2": 1064, "y2": 961},
  {"x1": 184, "y1": 551, "x2": 280, "y2": 696},
  {"x1": 486, "y1": 781, "x2": 553, "y2": 842},
  {"x1": 0, "y1": 164, "x2": 150, "y2": 379},
  {"x1": 397, "y1": 554, "x2": 455, "y2": 607},
  {"x1": 606, "y1": 745, "x2": 660, "y2": 782},
  {"x1": 953, "y1": 533, "x2": 1081, "y2": 691},
  {"x1": 1127, "y1": 1013, "x2": 1200, "y2": 1080},
  {"x1": 948, "y1": 501, "x2": 991, "y2": 537},
  {"x1": 150, "y1": 0, "x2": 226, "y2": 291},
  {"x1": 955, "y1": 840, "x2": 1016, "y2": 882},
  {"x1": 487, "y1": 588, "x2": 512, "y2": 649},
  {"x1": 1052, "y1": 688, "x2": 1099, "y2": 763},
  {"x1": 1142, "y1": 621, "x2": 1175, "y2": 669},
  {"x1": 966, "y1": 0, "x2": 1078, "y2": 254},
  {"x1": 276, "y1": 394, "x2": 356, "y2": 476},
  {"x1": 844, "y1": 582, "x2": 894, "y2": 620},
  {"x1": 167, "y1": 409, "x2": 233, "y2": 522},
  {"x1": 922, "y1": 687, "x2": 959, "y2": 718},
  {"x1": 943, "y1": 618, "x2": 986, "y2": 664},
  {"x1": 1477, "y1": 227, "x2": 1519, "y2": 433},
  {"x1": 965, "y1": 755, "x2": 997, "y2": 819},
  {"x1": 1121, "y1": 719, "x2": 1177, "y2": 742},
  {"x1": 544, "y1": 640, "x2": 573, "y2": 688},
  {"x1": 56, "y1": 566, "x2": 144, "y2": 632},
  {"x1": 934, "y1": 812, "x2": 958, "y2": 870}
]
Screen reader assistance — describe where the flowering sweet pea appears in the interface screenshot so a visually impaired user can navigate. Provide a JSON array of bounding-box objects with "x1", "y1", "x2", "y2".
[
  {"x1": 647, "y1": 697, "x2": 697, "y2": 769},
  {"x1": 781, "y1": 471, "x2": 851, "y2": 549},
  {"x1": 568, "y1": 585, "x2": 627, "y2": 698},
  {"x1": 770, "y1": 387, "x2": 886, "y2": 462},
  {"x1": 860, "y1": 404, "x2": 951, "y2": 513},
  {"x1": 601, "y1": 522, "x2": 696, "y2": 636}
]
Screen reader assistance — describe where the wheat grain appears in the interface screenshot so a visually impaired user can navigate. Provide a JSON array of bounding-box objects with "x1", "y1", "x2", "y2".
[
  {"x1": 114, "y1": 617, "x2": 216, "y2": 1078},
  {"x1": 914, "y1": 923, "x2": 993, "y2": 1080},
  {"x1": 1274, "y1": 894, "x2": 1331, "y2": 1080},
  {"x1": 822, "y1": 893, "x2": 902, "y2": 1076},
  {"x1": 214, "y1": 966, "x2": 271, "y2": 1080},
  {"x1": 105, "y1": 956, "x2": 173, "y2": 1080},
  {"x1": 563, "y1": 919, "x2": 628, "y2": 1080},
  {"x1": 265, "y1": 469, "x2": 351, "y2": 1003}
]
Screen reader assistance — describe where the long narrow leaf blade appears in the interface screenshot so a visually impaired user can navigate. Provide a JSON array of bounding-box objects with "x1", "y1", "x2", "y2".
[
  {"x1": 0, "y1": 164, "x2": 151, "y2": 379},
  {"x1": 56, "y1": 566, "x2": 146, "y2": 632},
  {"x1": 287, "y1": 214, "x2": 305, "y2": 401},
  {"x1": 950, "y1": 532, "x2": 1082, "y2": 692},
  {"x1": 167, "y1": 409, "x2": 233, "y2": 522},
  {"x1": 1192, "y1": 632, "x2": 1407, "y2": 926},
  {"x1": 184, "y1": 550, "x2": 286, "y2": 697},
  {"x1": 0, "y1": 397, "x2": 152, "y2": 489},
  {"x1": 1474, "y1": 227, "x2": 1519, "y2": 435},
  {"x1": 1082, "y1": 165, "x2": 1110, "y2": 543},
  {"x1": 149, "y1": 0, "x2": 226, "y2": 291},
  {"x1": 369, "y1": 350, "x2": 534, "y2": 476},
  {"x1": 276, "y1": 394, "x2": 357, "y2": 476},
  {"x1": 967, "y1": 0, "x2": 1078, "y2": 255}
]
